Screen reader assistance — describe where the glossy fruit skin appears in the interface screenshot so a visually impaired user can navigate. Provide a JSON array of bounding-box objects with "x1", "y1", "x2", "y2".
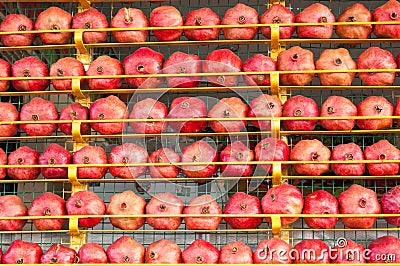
[
  {"x1": 331, "y1": 239, "x2": 366, "y2": 264},
  {"x1": 73, "y1": 145, "x2": 108, "y2": 179},
  {"x1": 146, "y1": 192, "x2": 184, "y2": 230},
  {"x1": 331, "y1": 143, "x2": 365, "y2": 176},
  {"x1": 253, "y1": 238, "x2": 293, "y2": 264},
  {"x1": 295, "y1": 3, "x2": 335, "y2": 39},
  {"x1": 78, "y1": 243, "x2": 108, "y2": 264},
  {"x1": 254, "y1": 137, "x2": 290, "y2": 174},
  {"x1": 106, "y1": 236, "x2": 145, "y2": 264},
  {"x1": 168, "y1": 97, "x2": 207, "y2": 133},
  {"x1": 40, "y1": 244, "x2": 78, "y2": 264},
  {"x1": 107, "y1": 190, "x2": 146, "y2": 230},
  {"x1": 364, "y1": 139, "x2": 400, "y2": 176},
  {"x1": 293, "y1": 239, "x2": 330, "y2": 264},
  {"x1": 221, "y1": 3, "x2": 259, "y2": 40},
  {"x1": 0, "y1": 14, "x2": 35, "y2": 46},
  {"x1": 248, "y1": 94, "x2": 282, "y2": 130},
  {"x1": 282, "y1": 95, "x2": 319, "y2": 131},
  {"x1": 0, "y1": 148, "x2": 6, "y2": 179},
  {"x1": 357, "y1": 96, "x2": 394, "y2": 130},
  {"x1": 260, "y1": 4, "x2": 295, "y2": 39},
  {"x1": 219, "y1": 242, "x2": 253, "y2": 264},
  {"x1": 336, "y1": 3, "x2": 373, "y2": 39},
  {"x1": 182, "y1": 239, "x2": 219, "y2": 264},
  {"x1": 50, "y1": 57, "x2": 85, "y2": 91},
  {"x1": 184, "y1": 8, "x2": 220, "y2": 41},
  {"x1": 129, "y1": 98, "x2": 167, "y2": 134},
  {"x1": 0, "y1": 195, "x2": 27, "y2": 231},
  {"x1": 35, "y1": 7, "x2": 72, "y2": 44},
  {"x1": 373, "y1": 0, "x2": 400, "y2": 39},
  {"x1": 12, "y1": 57, "x2": 49, "y2": 92},
  {"x1": 316, "y1": 48, "x2": 357, "y2": 86},
  {"x1": 320, "y1": 96, "x2": 357, "y2": 131},
  {"x1": 145, "y1": 239, "x2": 182, "y2": 264},
  {"x1": 109, "y1": 143, "x2": 148, "y2": 179},
  {"x1": 208, "y1": 97, "x2": 248, "y2": 133},
  {"x1": 368, "y1": 236, "x2": 400, "y2": 263},
  {"x1": 381, "y1": 186, "x2": 400, "y2": 226},
  {"x1": 148, "y1": 148, "x2": 180, "y2": 179},
  {"x1": 181, "y1": 140, "x2": 218, "y2": 182},
  {"x1": 262, "y1": 184, "x2": 304, "y2": 226},
  {"x1": 0, "y1": 58, "x2": 11, "y2": 91},
  {"x1": 338, "y1": 184, "x2": 381, "y2": 229},
  {"x1": 203, "y1": 49, "x2": 242, "y2": 87},
  {"x1": 123, "y1": 47, "x2": 164, "y2": 89},
  {"x1": 303, "y1": 190, "x2": 339, "y2": 229},
  {"x1": 277, "y1": 46, "x2": 315, "y2": 86},
  {"x1": 28, "y1": 192, "x2": 66, "y2": 230},
  {"x1": 224, "y1": 192, "x2": 262, "y2": 229},
  {"x1": 163, "y1": 52, "x2": 201, "y2": 88},
  {"x1": 220, "y1": 141, "x2": 254, "y2": 177},
  {"x1": 242, "y1": 54, "x2": 276, "y2": 86},
  {"x1": 150, "y1": 6, "x2": 183, "y2": 41},
  {"x1": 2, "y1": 240, "x2": 42, "y2": 264},
  {"x1": 86, "y1": 56, "x2": 124, "y2": 90},
  {"x1": 183, "y1": 194, "x2": 222, "y2": 230},
  {"x1": 0, "y1": 102, "x2": 18, "y2": 137},
  {"x1": 358, "y1": 47, "x2": 397, "y2": 86},
  {"x1": 395, "y1": 97, "x2": 400, "y2": 125},
  {"x1": 111, "y1": 7, "x2": 149, "y2": 43},
  {"x1": 39, "y1": 144, "x2": 72, "y2": 179},
  {"x1": 58, "y1": 102, "x2": 90, "y2": 135},
  {"x1": 66, "y1": 190, "x2": 106, "y2": 228},
  {"x1": 72, "y1": 8, "x2": 108, "y2": 44},
  {"x1": 290, "y1": 139, "x2": 331, "y2": 176},
  {"x1": 7, "y1": 146, "x2": 40, "y2": 180}
]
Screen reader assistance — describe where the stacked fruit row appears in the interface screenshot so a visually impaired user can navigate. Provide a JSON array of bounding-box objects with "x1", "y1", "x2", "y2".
[{"x1": 1, "y1": 1, "x2": 400, "y2": 46}]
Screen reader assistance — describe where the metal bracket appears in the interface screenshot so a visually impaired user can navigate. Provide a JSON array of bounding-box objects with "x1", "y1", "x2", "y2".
[
  {"x1": 272, "y1": 162, "x2": 283, "y2": 187},
  {"x1": 67, "y1": 165, "x2": 87, "y2": 192},
  {"x1": 74, "y1": 30, "x2": 91, "y2": 66},
  {"x1": 270, "y1": 25, "x2": 280, "y2": 60},
  {"x1": 78, "y1": 0, "x2": 90, "y2": 11},
  {"x1": 72, "y1": 121, "x2": 85, "y2": 143},
  {"x1": 271, "y1": 215, "x2": 282, "y2": 236}
]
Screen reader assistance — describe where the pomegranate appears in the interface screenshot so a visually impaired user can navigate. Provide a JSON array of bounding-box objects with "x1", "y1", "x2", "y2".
[
  {"x1": 107, "y1": 190, "x2": 146, "y2": 230},
  {"x1": 123, "y1": 47, "x2": 164, "y2": 88},
  {"x1": 208, "y1": 97, "x2": 248, "y2": 133},
  {"x1": 59, "y1": 102, "x2": 90, "y2": 135},
  {"x1": 282, "y1": 95, "x2": 319, "y2": 131},
  {"x1": 260, "y1": 4, "x2": 295, "y2": 39},
  {"x1": 373, "y1": 0, "x2": 400, "y2": 39},
  {"x1": 2, "y1": 240, "x2": 42, "y2": 264},
  {"x1": 224, "y1": 192, "x2": 262, "y2": 229},
  {"x1": 0, "y1": 195, "x2": 27, "y2": 231},
  {"x1": 7, "y1": 146, "x2": 40, "y2": 180},
  {"x1": 181, "y1": 140, "x2": 218, "y2": 182},
  {"x1": 290, "y1": 139, "x2": 331, "y2": 176},
  {"x1": 248, "y1": 94, "x2": 282, "y2": 130},
  {"x1": 320, "y1": 96, "x2": 357, "y2": 131},
  {"x1": 336, "y1": 3, "x2": 373, "y2": 39},
  {"x1": 357, "y1": 96, "x2": 394, "y2": 130},
  {"x1": 295, "y1": 3, "x2": 335, "y2": 39},
  {"x1": 262, "y1": 183, "x2": 304, "y2": 226},
  {"x1": 40, "y1": 244, "x2": 77, "y2": 264},
  {"x1": 381, "y1": 185, "x2": 400, "y2": 226},
  {"x1": 364, "y1": 139, "x2": 400, "y2": 176},
  {"x1": 338, "y1": 184, "x2": 381, "y2": 228},
  {"x1": 72, "y1": 145, "x2": 108, "y2": 179},
  {"x1": 358, "y1": 47, "x2": 397, "y2": 86},
  {"x1": 293, "y1": 239, "x2": 330, "y2": 264},
  {"x1": 39, "y1": 143, "x2": 72, "y2": 179},
  {"x1": 242, "y1": 54, "x2": 276, "y2": 86},
  {"x1": 0, "y1": 58, "x2": 10, "y2": 91},
  {"x1": 219, "y1": 242, "x2": 253, "y2": 264},
  {"x1": 65, "y1": 190, "x2": 106, "y2": 228},
  {"x1": 146, "y1": 192, "x2": 184, "y2": 230},
  {"x1": 253, "y1": 238, "x2": 293, "y2": 264},
  {"x1": 50, "y1": 57, "x2": 85, "y2": 91},
  {"x1": 184, "y1": 8, "x2": 220, "y2": 41},
  {"x1": 303, "y1": 190, "x2": 339, "y2": 229},
  {"x1": 183, "y1": 194, "x2": 222, "y2": 230},
  {"x1": 254, "y1": 137, "x2": 290, "y2": 174},
  {"x1": 129, "y1": 98, "x2": 167, "y2": 134},
  {"x1": 109, "y1": 143, "x2": 148, "y2": 179},
  {"x1": 396, "y1": 97, "x2": 400, "y2": 125},
  {"x1": 110, "y1": 7, "x2": 149, "y2": 43},
  {"x1": 35, "y1": 6, "x2": 72, "y2": 44},
  {"x1": 150, "y1": 6, "x2": 183, "y2": 41},
  {"x1": 11, "y1": 56, "x2": 49, "y2": 92},
  {"x1": 0, "y1": 14, "x2": 35, "y2": 46},
  {"x1": 86, "y1": 56, "x2": 124, "y2": 90},
  {"x1": 148, "y1": 148, "x2": 180, "y2": 179},
  {"x1": 331, "y1": 239, "x2": 366, "y2": 264},
  {"x1": 0, "y1": 102, "x2": 19, "y2": 137},
  {"x1": 221, "y1": 3, "x2": 259, "y2": 40},
  {"x1": 0, "y1": 148, "x2": 6, "y2": 179},
  {"x1": 106, "y1": 236, "x2": 145, "y2": 264},
  {"x1": 78, "y1": 243, "x2": 108, "y2": 264},
  {"x1": 145, "y1": 239, "x2": 182, "y2": 264},
  {"x1": 72, "y1": 8, "x2": 108, "y2": 44},
  {"x1": 368, "y1": 236, "x2": 400, "y2": 263},
  {"x1": 90, "y1": 95, "x2": 127, "y2": 135},
  {"x1": 220, "y1": 141, "x2": 254, "y2": 177},
  {"x1": 163, "y1": 51, "x2": 201, "y2": 88},
  {"x1": 331, "y1": 143, "x2": 365, "y2": 176},
  {"x1": 168, "y1": 97, "x2": 207, "y2": 133},
  {"x1": 277, "y1": 46, "x2": 315, "y2": 86},
  {"x1": 202, "y1": 49, "x2": 242, "y2": 87},
  {"x1": 182, "y1": 239, "x2": 219, "y2": 264}
]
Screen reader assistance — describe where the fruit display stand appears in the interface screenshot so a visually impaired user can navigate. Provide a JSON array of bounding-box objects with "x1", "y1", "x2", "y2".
[{"x1": 0, "y1": 0, "x2": 399, "y2": 264}]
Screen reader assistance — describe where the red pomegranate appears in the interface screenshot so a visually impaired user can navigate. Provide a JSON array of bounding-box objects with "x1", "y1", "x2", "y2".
[
  {"x1": 260, "y1": 4, "x2": 295, "y2": 39},
  {"x1": 106, "y1": 236, "x2": 145, "y2": 264},
  {"x1": 148, "y1": 148, "x2": 180, "y2": 179},
  {"x1": 357, "y1": 96, "x2": 394, "y2": 130},
  {"x1": 336, "y1": 3, "x2": 373, "y2": 39},
  {"x1": 58, "y1": 102, "x2": 90, "y2": 135},
  {"x1": 208, "y1": 97, "x2": 248, "y2": 133},
  {"x1": 0, "y1": 14, "x2": 35, "y2": 46},
  {"x1": 242, "y1": 54, "x2": 276, "y2": 86},
  {"x1": 150, "y1": 6, "x2": 183, "y2": 41},
  {"x1": 39, "y1": 143, "x2": 72, "y2": 179},
  {"x1": 364, "y1": 139, "x2": 400, "y2": 176},
  {"x1": 0, "y1": 148, "x2": 6, "y2": 180},
  {"x1": 219, "y1": 242, "x2": 253, "y2": 264},
  {"x1": 110, "y1": 7, "x2": 149, "y2": 43},
  {"x1": 72, "y1": 8, "x2": 108, "y2": 44},
  {"x1": 373, "y1": 0, "x2": 400, "y2": 39},
  {"x1": 109, "y1": 143, "x2": 148, "y2": 179},
  {"x1": 224, "y1": 192, "x2": 262, "y2": 229},
  {"x1": 183, "y1": 194, "x2": 222, "y2": 230},
  {"x1": 295, "y1": 3, "x2": 335, "y2": 39},
  {"x1": 163, "y1": 51, "x2": 201, "y2": 88},
  {"x1": 7, "y1": 146, "x2": 40, "y2": 180},
  {"x1": 86, "y1": 55, "x2": 124, "y2": 90},
  {"x1": 72, "y1": 145, "x2": 108, "y2": 179},
  {"x1": 0, "y1": 102, "x2": 19, "y2": 137},
  {"x1": 221, "y1": 3, "x2": 259, "y2": 40},
  {"x1": 50, "y1": 57, "x2": 85, "y2": 91},
  {"x1": 0, "y1": 58, "x2": 11, "y2": 92},
  {"x1": 11, "y1": 57, "x2": 49, "y2": 92},
  {"x1": 248, "y1": 94, "x2": 282, "y2": 130},
  {"x1": 220, "y1": 141, "x2": 254, "y2": 177},
  {"x1": 303, "y1": 190, "x2": 339, "y2": 229},
  {"x1": 254, "y1": 137, "x2": 290, "y2": 174},
  {"x1": 182, "y1": 239, "x2": 219, "y2": 264},
  {"x1": 320, "y1": 96, "x2": 357, "y2": 131},
  {"x1": 129, "y1": 98, "x2": 167, "y2": 134},
  {"x1": 331, "y1": 143, "x2": 365, "y2": 176},
  {"x1": 282, "y1": 95, "x2": 319, "y2": 131},
  {"x1": 168, "y1": 97, "x2": 207, "y2": 133},
  {"x1": 35, "y1": 6, "x2": 72, "y2": 44},
  {"x1": 184, "y1": 8, "x2": 220, "y2": 41}
]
